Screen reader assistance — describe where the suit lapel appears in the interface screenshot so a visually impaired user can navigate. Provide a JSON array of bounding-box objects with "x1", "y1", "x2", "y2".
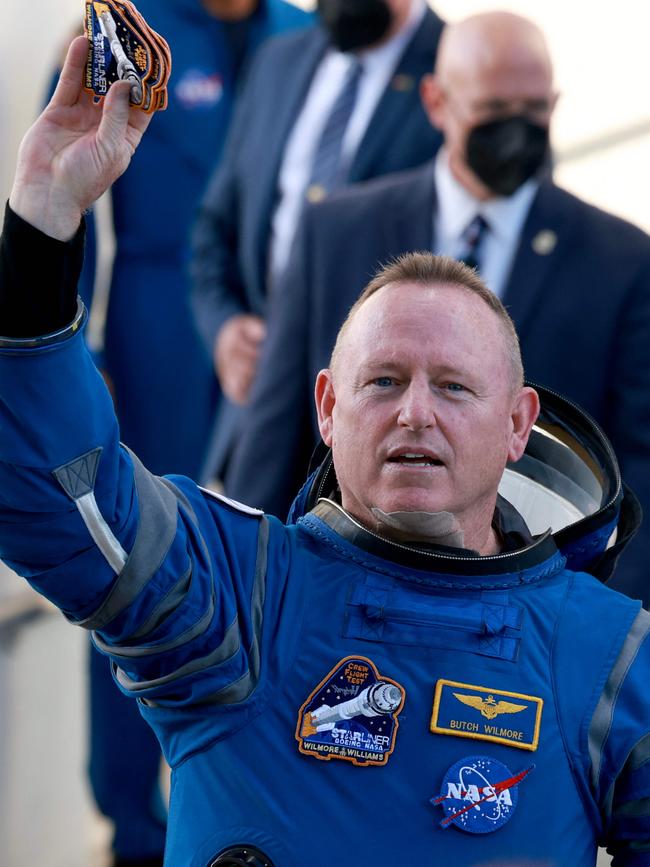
[
  {"x1": 254, "y1": 29, "x2": 329, "y2": 301},
  {"x1": 381, "y1": 163, "x2": 437, "y2": 254},
  {"x1": 348, "y1": 10, "x2": 444, "y2": 182},
  {"x1": 262, "y1": 29, "x2": 329, "y2": 203},
  {"x1": 502, "y1": 181, "x2": 577, "y2": 338}
]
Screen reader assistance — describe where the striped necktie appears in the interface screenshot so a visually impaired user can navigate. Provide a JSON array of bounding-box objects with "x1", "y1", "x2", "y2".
[
  {"x1": 459, "y1": 214, "x2": 489, "y2": 271},
  {"x1": 306, "y1": 58, "x2": 363, "y2": 204}
]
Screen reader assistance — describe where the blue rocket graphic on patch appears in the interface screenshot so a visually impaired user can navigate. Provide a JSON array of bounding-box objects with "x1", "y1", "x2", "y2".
[{"x1": 431, "y1": 756, "x2": 534, "y2": 833}]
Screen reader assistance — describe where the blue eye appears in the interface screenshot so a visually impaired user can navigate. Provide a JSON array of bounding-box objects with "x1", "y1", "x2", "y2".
[
  {"x1": 445, "y1": 383, "x2": 464, "y2": 392},
  {"x1": 374, "y1": 377, "x2": 394, "y2": 387}
]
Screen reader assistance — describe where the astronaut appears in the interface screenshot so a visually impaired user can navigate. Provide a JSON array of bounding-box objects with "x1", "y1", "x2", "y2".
[{"x1": 0, "y1": 37, "x2": 649, "y2": 866}]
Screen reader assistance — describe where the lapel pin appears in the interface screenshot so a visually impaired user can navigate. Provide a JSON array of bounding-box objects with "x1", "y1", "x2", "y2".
[
  {"x1": 391, "y1": 74, "x2": 415, "y2": 92},
  {"x1": 532, "y1": 229, "x2": 557, "y2": 256},
  {"x1": 306, "y1": 184, "x2": 327, "y2": 204}
]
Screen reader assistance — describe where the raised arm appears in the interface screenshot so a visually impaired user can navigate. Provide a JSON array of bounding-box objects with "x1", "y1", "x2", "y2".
[
  {"x1": 0, "y1": 39, "x2": 290, "y2": 761},
  {"x1": 10, "y1": 36, "x2": 151, "y2": 240}
]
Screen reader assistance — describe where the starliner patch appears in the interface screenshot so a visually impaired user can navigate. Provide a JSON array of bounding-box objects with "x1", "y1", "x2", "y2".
[
  {"x1": 430, "y1": 679, "x2": 543, "y2": 751},
  {"x1": 296, "y1": 656, "x2": 405, "y2": 766},
  {"x1": 431, "y1": 755, "x2": 534, "y2": 834}
]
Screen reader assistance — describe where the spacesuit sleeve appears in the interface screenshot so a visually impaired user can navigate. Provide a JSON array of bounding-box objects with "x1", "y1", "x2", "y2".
[
  {"x1": 587, "y1": 609, "x2": 650, "y2": 864},
  {"x1": 0, "y1": 211, "x2": 282, "y2": 719}
]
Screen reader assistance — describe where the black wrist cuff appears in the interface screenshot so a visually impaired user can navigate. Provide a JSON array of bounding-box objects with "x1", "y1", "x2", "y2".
[{"x1": 0, "y1": 201, "x2": 85, "y2": 338}]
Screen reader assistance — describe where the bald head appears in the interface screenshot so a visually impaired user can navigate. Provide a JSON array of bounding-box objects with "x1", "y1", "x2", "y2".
[
  {"x1": 435, "y1": 12, "x2": 553, "y2": 90},
  {"x1": 330, "y1": 253, "x2": 524, "y2": 393},
  {"x1": 420, "y1": 12, "x2": 557, "y2": 200}
]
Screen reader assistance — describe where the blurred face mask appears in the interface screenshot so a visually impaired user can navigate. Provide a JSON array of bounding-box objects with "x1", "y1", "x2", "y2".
[
  {"x1": 465, "y1": 115, "x2": 550, "y2": 197},
  {"x1": 318, "y1": 0, "x2": 393, "y2": 52}
]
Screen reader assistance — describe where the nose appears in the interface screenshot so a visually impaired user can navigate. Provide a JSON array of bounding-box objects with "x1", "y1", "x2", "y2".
[{"x1": 397, "y1": 379, "x2": 437, "y2": 431}]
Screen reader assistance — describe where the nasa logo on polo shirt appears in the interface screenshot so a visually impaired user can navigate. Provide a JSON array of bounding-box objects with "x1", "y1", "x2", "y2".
[
  {"x1": 431, "y1": 755, "x2": 534, "y2": 834},
  {"x1": 175, "y1": 68, "x2": 223, "y2": 110}
]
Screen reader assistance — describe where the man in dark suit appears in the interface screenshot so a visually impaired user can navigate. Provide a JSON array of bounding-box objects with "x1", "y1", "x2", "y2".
[
  {"x1": 191, "y1": 0, "x2": 444, "y2": 473},
  {"x1": 226, "y1": 11, "x2": 650, "y2": 600}
]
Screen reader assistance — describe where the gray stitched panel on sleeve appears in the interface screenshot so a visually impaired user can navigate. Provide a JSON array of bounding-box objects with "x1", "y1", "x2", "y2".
[
  {"x1": 53, "y1": 447, "x2": 128, "y2": 573},
  {"x1": 53, "y1": 447, "x2": 102, "y2": 499},
  {"x1": 78, "y1": 451, "x2": 179, "y2": 630}
]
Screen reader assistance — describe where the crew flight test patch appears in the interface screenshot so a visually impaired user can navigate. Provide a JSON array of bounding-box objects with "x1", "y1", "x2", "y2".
[
  {"x1": 431, "y1": 679, "x2": 543, "y2": 751},
  {"x1": 296, "y1": 656, "x2": 405, "y2": 766}
]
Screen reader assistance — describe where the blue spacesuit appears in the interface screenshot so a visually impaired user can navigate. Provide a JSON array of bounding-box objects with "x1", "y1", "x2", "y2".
[
  {"x1": 74, "y1": 1, "x2": 313, "y2": 860},
  {"x1": 1, "y1": 209, "x2": 649, "y2": 866}
]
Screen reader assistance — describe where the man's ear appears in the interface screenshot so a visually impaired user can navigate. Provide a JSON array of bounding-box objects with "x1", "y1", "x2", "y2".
[
  {"x1": 507, "y1": 387, "x2": 540, "y2": 463},
  {"x1": 315, "y1": 369, "x2": 336, "y2": 447},
  {"x1": 419, "y1": 73, "x2": 445, "y2": 130}
]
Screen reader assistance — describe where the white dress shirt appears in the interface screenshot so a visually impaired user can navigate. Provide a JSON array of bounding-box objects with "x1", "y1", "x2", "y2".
[
  {"x1": 433, "y1": 148, "x2": 539, "y2": 299},
  {"x1": 268, "y1": 0, "x2": 427, "y2": 286}
]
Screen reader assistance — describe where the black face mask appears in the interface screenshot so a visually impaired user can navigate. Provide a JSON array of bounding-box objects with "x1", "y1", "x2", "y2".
[
  {"x1": 318, "y1": 0, "x2": 393, "y2": 53},
  {"x1": 465, "y1": 115, "x2": 550, "y2": 197}
]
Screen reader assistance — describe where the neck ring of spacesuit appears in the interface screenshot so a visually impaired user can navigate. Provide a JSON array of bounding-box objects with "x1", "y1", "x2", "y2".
[{"x1": 296, "y1": 383, "x2": 640, "y2": 584}]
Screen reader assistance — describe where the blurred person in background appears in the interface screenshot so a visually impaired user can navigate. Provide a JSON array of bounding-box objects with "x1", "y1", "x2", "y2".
[
  {"x1": 80, "y1": 2, "x2": 312, "y2": 864},
  {"x1": 191, "y1": 0, "x2": 445, "y2": 480},
  {"x1": 225, "y1": 11, "x2": 650, "y2": 606}
]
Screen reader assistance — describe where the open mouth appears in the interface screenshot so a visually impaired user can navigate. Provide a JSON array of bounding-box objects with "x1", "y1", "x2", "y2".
[{"x1": 387, "y1": 453, "x2": 444, "y2": 467}]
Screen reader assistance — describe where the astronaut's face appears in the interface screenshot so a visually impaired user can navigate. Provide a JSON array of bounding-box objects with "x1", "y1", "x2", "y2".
[{"x1": 315, "y1": 282, "x2": 538, "y2": 554}]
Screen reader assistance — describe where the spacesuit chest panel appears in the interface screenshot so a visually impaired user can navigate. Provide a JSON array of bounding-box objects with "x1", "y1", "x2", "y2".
[{"x1": 344, "y1": 574, "x2": 522, "y2": 662}]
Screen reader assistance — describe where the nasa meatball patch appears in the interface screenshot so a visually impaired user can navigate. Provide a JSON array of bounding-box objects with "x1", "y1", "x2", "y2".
[
  {"x1": 431, "y1": 679, "x2": 543, "y2": 751},
  {"x1": 296, "y1": 656, "x2": 405, "y2": 766},
  {"x1": 431, "y1": 756, "x2": 534, "y2": 833}
]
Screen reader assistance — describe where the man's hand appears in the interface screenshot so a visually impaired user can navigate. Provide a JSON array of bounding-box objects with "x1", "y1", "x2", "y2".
[
  {"x1": 9, "y1": 36, "x2": 152, "y2": 241},
  {"x1": 215, "y1": 314, "x2": 266, "y2": 405}
]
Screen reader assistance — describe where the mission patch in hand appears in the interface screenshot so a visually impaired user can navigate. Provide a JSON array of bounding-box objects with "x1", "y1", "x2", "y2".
[{"x1": 83, "y1": 0, "x2": 171, "y2": 113}]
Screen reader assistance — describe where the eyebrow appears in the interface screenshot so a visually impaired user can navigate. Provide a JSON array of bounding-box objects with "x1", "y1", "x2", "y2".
[{"x1": 357, "y1": 360, "x2": 471, "y2": 379}]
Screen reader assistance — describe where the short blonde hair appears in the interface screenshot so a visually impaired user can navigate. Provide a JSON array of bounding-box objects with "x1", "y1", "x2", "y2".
[{"x1": 330, "y1": 252, "x2": 524, "y2": 391}]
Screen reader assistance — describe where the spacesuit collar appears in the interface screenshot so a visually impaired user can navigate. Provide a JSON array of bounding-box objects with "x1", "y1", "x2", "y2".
[
  {"x1": 309, "y1": 497, "x2": 557, "y2": 577},
  {"x1": 292, "y1": 383, "x2": 641, "y2": 584}
]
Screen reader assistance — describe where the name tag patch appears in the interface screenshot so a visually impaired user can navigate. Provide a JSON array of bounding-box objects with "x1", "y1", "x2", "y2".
[
  {"x1": 296, "y1": 656, "x2": 405, "y2": 767},
  {"x1": 431, "y1": 756, "x2": 534, "y2": 833},
  {"x1": 431, "y1": 679, "x2": 543, "y2": 751}
]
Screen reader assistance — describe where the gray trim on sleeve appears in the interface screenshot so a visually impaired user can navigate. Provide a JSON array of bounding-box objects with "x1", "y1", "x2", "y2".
[
  {"x1": 76, "y1": 490, "x2": 128, "y2": 573},
  {"x1": 159, "y1": 477, "x2": 200, "y2": 527},
  {"x1": 614, "y1": 797, "x2": 650, "y2": 818},
  {"x1": 127, "y1": 563, "x2": 194, "y2": 641},
  {"x1": 628, "y1": 732, "x2": 650, "y2": 772},
  {"x1": 115, "y1": 518, "x2": 270, "y2": 706},
  {"x1": 195, "y1": 517, "x2": 270, "y2": 706},
  {"x1": 78, "y1": 450, "x2": 179, "y2": 630},
  {"x1": 247, "y1": 515, "x2": 269, "y2": 689},
  {"x1": 588, "y1": 608, "x2": 650, "y2": 791},
  {"x1": 114, "y1": 615, "x2": 241, "y2": 692},
  {"x1": 53, "y1": 448, "x2": 128, "y2": 573},
  {"x1": 91, "y1": 560, "x2": 217, "y2": 658}
]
